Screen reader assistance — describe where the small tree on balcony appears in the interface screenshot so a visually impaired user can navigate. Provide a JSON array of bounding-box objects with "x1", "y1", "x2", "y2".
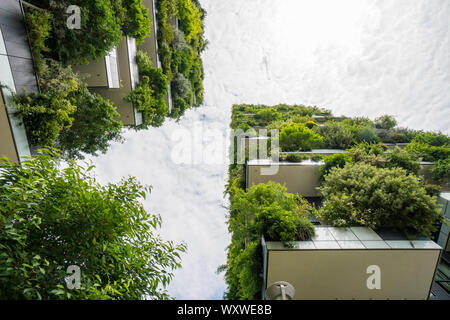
[{"x1": 317, "y1": 163, "x2": 443, "y2": 237}]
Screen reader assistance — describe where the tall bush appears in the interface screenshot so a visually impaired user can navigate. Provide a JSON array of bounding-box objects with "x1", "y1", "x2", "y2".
[
  {"x1": 318, "y1": 163, "x2": 442, "y2": 237},
  {"x1": 279, "y1": 122, "x2": 324, "y2": 151}
]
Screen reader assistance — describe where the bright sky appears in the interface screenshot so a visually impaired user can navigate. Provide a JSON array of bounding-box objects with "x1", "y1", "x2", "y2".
[{"x1": 83, "y1": 0, "x2": 450, "y2": 299}]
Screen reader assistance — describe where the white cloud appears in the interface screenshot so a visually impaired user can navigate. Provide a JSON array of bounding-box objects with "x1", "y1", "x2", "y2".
[{"x1": 82, "y1": 0, "x2": 450, "y2": 300}]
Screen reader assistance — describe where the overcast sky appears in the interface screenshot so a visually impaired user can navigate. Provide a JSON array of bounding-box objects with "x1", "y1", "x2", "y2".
[{"x1": 83, "y1": 0, "x2": 450, "y2": 299}]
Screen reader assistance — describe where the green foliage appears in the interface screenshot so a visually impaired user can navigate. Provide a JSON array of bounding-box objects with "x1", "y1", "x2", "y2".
[
  {"x1": 31, "y1": 0, "x2": 123, "y2": 64},
  {"x1": 253, "y1": 108, "x2": 282, "y2": 126},
  {"x1": 171, "y1": 73, "x2": 191, "y2": 99},
  {"x1": 137, "y1": 50, "x2": 169, "y2": 96},
  {"x1": 375, "y1": 115, "x2": 397, "y2": 130},
  {"x1": 319, "y1": 153, "x2": 351, "y2": 180},
  {"x1": 14, "y1": 92, "x2": 76, "y2": 146},
  {"x1": 225, "y1": 182, "x2": 315, "y2": 300},
  {"x1": 126, "y1": 76, "x2": 168, "y2": 128},
  {"x1": 13, "y1": 59, "x2": 124, "y2": 159},
  {"x1": 177, "y1": 0, "x2": 204, "y2": 46},
  {"x1": 121, "y1": 0, "x2": 152, "y2": 43},
  {"x1": 230, "y1": 104, "x2": 331, "y2": 131},
  {"x1": 355, "y1": 126, "x2": 379, "y2": 143},
  {"x1": 156, "y1": 0, "x2": 205, "y2": 113},
  {"x1": 56, "y1": 86, "x2": 123, "y2": 160},
  {"x1": 283, "y1": 153, "x2": 309, "y2": 163},
  {"x1": 314, "y1": 121, "x2": 353, "y2": 149},
  {"x1": 13, "y1": 59, "x2": 82, "y2": 146},
  {"x1": 170, "y1": 97, "x2": 188, "y2": 120},
  {"x1": 0, "y1": 149, "x2": 185, "y2": 299},
  {"x1": 279, "y1": 122, "x2": 324, "y2": 151},
  {"x1": 431, "y1": 159, "x2": 450, "y2": 185},
  {"x1": 377, "y1": 127, "x2": 421, "y2": 143},
  {"x1": 406, "y1": 132, "x2": 450, "y2": 162},
  {"x1": 385, "y1": 147, "x2": 420, "y2": 175},
  {"x1": 24, "y1": 8, "x2": 53, "y2": 74},
  {"x1": 172, "y1": 29, "x2": 188, "y2": 50},
  {"x1": 318, "y1": 163, "x2": 442, "y2": 237}
]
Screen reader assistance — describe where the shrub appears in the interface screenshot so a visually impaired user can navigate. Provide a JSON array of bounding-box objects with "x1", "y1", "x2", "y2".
[
  {"x1": 170, "y1": 97, "x2": 189, "y2": 120},
  {"x1": 284, "y1": 154, "x2": 309, "y2": 163},
  {"x1": 126, "y1": 76, "x2": 168, "y2": 128},
  {"x1": 172, "y1": 29, "x2": 188, "y2": 50},
  {"x1": 13, "y1": 59, "x2": 81, "y2": 146},
  {"x1": 14, "y1": 59, "x2": 124, "y2": 159},
  {"x1": 314, "y1": 121, "x2": 353, "y2": 149},
  {"x1": 0, "y1": 149, "x2": 185, "y2": 299},
  {"x1": 136, "y1": 50, "x2": 169, "y2": 96},
  {"x1": 121, "y1": 0, "x2": 152, "y2": 43},
  {"x1": 177, "y1": 0, "x2": 204, "y2": 45},
  {"x1": 318, "y1": 163, "x2": 442, "y2": 237},
  {"x1": 56, "y1": 86, "x2": 123, "y2": 160},
  {"x1": 355, "y1": 126, "x2": 379, "y2": 143},
  {"x1": 24, "y1": 8, "x2": 53, "y2": 74},
  {"x1": 34, "y1": 0, "x2": 123, "y2": 64},
  {"x1": 279, "y1": 122, "x2": 324, "y2": 152},
  {"x1": 406, "y1": 132, "x2": 450, "y2": 162},
  {"x1": 14, "y1": 92, "x2": 76, "y2": 146},
  {"x1": 319, "y1": 153, "x2": 350, "y2": 179},
  {"x1": 386, "y1": 147, "x2": 420, "y2": 175},
  {"x1": 431, "y1": 158, "x2": 450, "y2": 185},
  {"x1": 375, "y1": 115, "x2": 397, "y2": 130},
  {"x1": 225, "y1": 182, "x2": 315, "y2": 300},
  {"x1": 254, "y1": 108, "x2": 281, "y2": 126},
  {"x1": 171, "y1": 73, "x2": 191, "y2": 99},
  {"x1": 377, "y1": 127, "x2": 421, "y2": 143}
]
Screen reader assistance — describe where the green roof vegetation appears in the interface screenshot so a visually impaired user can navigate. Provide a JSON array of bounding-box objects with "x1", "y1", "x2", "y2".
[
  {"x1": 223, "y1": 104, "x2": 449, "y2": 300},
  {"x1": 10, "y1": 0, "x2": 206, "y2": 160},
  {"x1": 155, "y1": 0, "x2": 206, "y2": 119}
]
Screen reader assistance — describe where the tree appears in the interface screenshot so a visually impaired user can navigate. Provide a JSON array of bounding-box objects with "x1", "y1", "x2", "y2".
[
  {"x1": 318, "y1": 163, "x2": 442, "y2": 237},
  {"x1": 56, "y1": 86, "x2": 123, "y2": 160},
  {"x1": 254, "y1": 108, "x2": 281, "y2": 126},
  {"x1": 279, "y1": 122, "x2": 324, "y2": 151},
  {"x1": 121, "y1": 0, "x2": 152, "y2": 43},
  {"x1": 126, "y1": 76, "x2": 168, "y2": 128},
  {"x1": 31, "y1": 0, "x2": 123, "y2": 64},
  {"x1": 225, "y1": 182, "x2": 315, "y2": 300},
  {"x1": 0, "y1": 149, "x2": 186, "y2": 300},
  {"x1": 314, "y1": 121, "x2": 353, "y2": 149},
  {"x1": 177, "y1": 0, "x2": 204, "y2": 45},
  {"x1": 171, "y1": 73, "x2": 191, "y2": 99},
  {"x1": 375, "y1": 115, "x2": 397, "y2": 130},
  {"x1": 13, "y1": 59, "x2": 124, "y2": 158},
  {"x1": 172, "y1": 29, "x2": 188, "y2": 50},
  {"x1": 406, "y1": 132, "x2": 450, "y2": 162},
  {"x1": 13, "y1": 90, "x2": 77, "y2": 147}
]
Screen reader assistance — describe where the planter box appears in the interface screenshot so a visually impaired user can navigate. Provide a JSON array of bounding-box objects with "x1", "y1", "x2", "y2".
[
  {"x1": 247, "y1": 159, "x2": 322, "y2": 197},
  {"x1": 280, "y1": 149, "x2": 347, "y2": 156},
  {"x1": 262, "y1": 226, "x2": 442, "y2": 300}
]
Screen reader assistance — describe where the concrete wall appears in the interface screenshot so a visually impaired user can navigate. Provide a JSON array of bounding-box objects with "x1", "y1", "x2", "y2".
[
  {"x1": 247, "y1": 161, "x2": 321, "y2": 197},
  {"x1": 90, "y1": 38, "x2": 136, "y2": 126},
  {"x1": 73, "y1": 58, "x2": 108, "y2": 87},
  {"x1": 141, "y1": 0, "x2": 158, "y2": 66},
  {"x1": 0, "y1": 93, "x2": 18, "y2": 162},
  {"x1": 265, "y1": 248, "x2": 440, "y2": 300}
]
